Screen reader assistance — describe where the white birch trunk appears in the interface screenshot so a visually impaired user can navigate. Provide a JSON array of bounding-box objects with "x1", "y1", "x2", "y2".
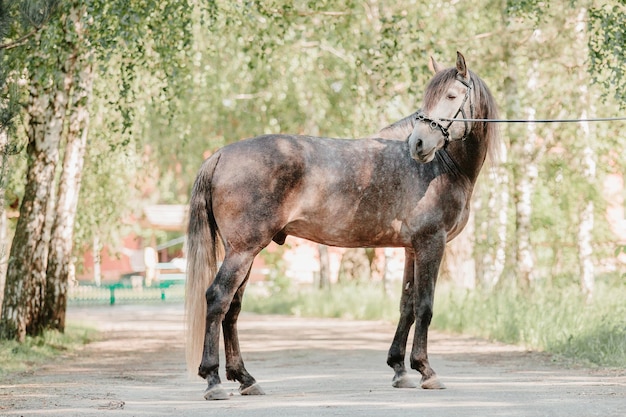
[
  {"x1": 44, "y1": 7, "x2": 93, "y2": 330},
  {"x1": 515, "y1": 118, "x2": 538, "y2": 285},
  {"x1": 575, "y1": 8, "x2": 595, "y2": 301},
  {"x1": 514, "y1": 57, "x2": 542, "y2": 288},
  {"x1": 578, "y1": 140, "x2": 595, "y2": 301},
  {"x1": 0, "y1": 78, "x2": 71, "y2": 341},
  {"x1": 44, "y1": 57, "x2": 93, "y2": 330},
  {"x1": 501, "y1": 25, "x2": 526, "y2": 289},
  {"x1": 479, "y1": 142, "x2": 509, "y2": 289},
  {"x1": 0, "y1": 12, "x2": 80, "y2": 339}
]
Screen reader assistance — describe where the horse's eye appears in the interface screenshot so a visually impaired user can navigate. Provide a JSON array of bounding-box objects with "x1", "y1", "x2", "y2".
[{"x1": 447, "y1": 94, "x2": 457, "y2": 100}]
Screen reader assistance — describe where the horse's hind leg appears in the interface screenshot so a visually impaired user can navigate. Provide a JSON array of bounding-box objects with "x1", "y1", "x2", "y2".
[
  {"x1": 199, "y1": 251, "x2": 255, "y2": 400},
  {"x1": 223, "y1": 273, "x2": 265, "y2": 396},
  {"x1": 387, "y1": 250, "x2": 418, "y2": 389}
]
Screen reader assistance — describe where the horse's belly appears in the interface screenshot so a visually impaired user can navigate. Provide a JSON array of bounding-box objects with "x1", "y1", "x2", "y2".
[{"x1": 284, "y1": 219, "x2": 409, "y2": 248}]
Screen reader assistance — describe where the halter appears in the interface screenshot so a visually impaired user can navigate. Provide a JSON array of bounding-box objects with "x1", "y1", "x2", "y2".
[{"x1": 415, "y1": 75, "x2": 474, "y2": 143}]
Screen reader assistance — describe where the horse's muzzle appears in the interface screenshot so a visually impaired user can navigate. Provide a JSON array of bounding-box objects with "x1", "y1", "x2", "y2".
[{"x1": 409, "y1": 129, "x2": 438, "y2": 163}]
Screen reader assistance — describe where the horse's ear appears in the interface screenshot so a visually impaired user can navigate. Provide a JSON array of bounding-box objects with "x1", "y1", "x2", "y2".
[
  {"x1": 456, "y1": 51, "x2": 469, "y2": 80},
  {"x1": 429, "y1": 56, "x2": 444, "y2": 74}
]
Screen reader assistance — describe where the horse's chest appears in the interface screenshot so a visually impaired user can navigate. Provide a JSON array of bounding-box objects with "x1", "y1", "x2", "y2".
[
  {"x1": 446, "y1": 204, "x2": 470, "y2": 241},
  {"x1": 409, "y1": 178, "x2": 470, "y2": 236}
]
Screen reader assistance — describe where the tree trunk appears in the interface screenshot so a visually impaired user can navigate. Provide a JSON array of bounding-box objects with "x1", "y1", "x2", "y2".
[
  {"x1": 514, "y1": 107, "x2": 539, "y2": 288},
  {"x1": 44, "y1": 45, "x2": 93, "y2": 331},
  {"x1": 499, "y1": 10, "x2": 527, "y2": 288},
  {"x1": 93, "y1": 235, "x2": 102, "y2": 287},
  {"x1": 578, "y1": 142, "x2": 595, "y2": 301},
  {"x1": 575, "y1": 8, "x2": 595, "y2": 302},
  {"x1": 0, "y1": 128, "x2": 8, "y2": 308},
  {"x1": 382, "y1": 248, "x2": 393, "y2": 297},
  {"x1": 0, "y1": 6, "x2": 81, "y2": 339},
  {"x1": 0, "y1": 77, "x2": 71, "y2": 341},
  {"x1": 477, "y1": 147, "x2": 509, "y2": 289},
  {"x1": 317, "y1": 244, "x2": 330, "y2": 290},
  {"x1": 338, "y1": 248, "x2": 371, "y2": 283},
  {"x1": 511, "y1": 58, "x2": 542, "y2": 289}
]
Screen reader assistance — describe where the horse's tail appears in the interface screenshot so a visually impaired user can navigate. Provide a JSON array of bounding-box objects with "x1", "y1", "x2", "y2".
[{"x1": 185, "y1": 152, "x2": 223, "y2": 375}]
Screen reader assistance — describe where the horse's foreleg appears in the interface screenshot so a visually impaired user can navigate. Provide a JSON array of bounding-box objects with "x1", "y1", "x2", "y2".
[
  {"x1": 223, "y1": 274, "x2": 265, "y2": 396},
  {"x1": 387, "y1": 250, "x2": 418, "y2": 388},
  {"x1": 410, "y1": 235, "x2": 446, "y2": 389},
  {"x1": 199, "y1": 252, "x2": 255, "y2": 400}
]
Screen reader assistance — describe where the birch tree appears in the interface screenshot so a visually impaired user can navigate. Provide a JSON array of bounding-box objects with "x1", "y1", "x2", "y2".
[
  {"x1": 42, "y1": 5, "x2": 94, "y2": 330},
  {"x1": 0, "y1": 13, "x2": 73, "y2": 340},
  {"x1": 0, "y1": 0, "x2": 59, "y2": 311},
  {"x1": 1, "y1": 0, "x2": 197, "y2": 340}
]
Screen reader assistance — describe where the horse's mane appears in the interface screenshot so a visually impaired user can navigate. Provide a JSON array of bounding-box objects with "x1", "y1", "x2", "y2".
[
  {"x1": 374, "y1": 67, "x2": 500, "y2": 164},
  {"x1": 371, "y1": 111, "x2": 418, "y2": 141}
]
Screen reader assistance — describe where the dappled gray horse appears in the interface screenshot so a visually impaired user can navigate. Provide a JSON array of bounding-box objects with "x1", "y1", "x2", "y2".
[{"x1": 185, "y1": 52, "x2": 499, "y2": 399}]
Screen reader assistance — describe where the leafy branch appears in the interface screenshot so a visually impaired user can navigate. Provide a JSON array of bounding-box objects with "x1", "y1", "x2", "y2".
[{"x1": 0, "y1": 0, "x2": 59, "y2": 50}]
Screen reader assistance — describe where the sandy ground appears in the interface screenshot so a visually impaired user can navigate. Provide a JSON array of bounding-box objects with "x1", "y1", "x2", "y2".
[{"x1": 0, "y1": 303, "x2": 624, "y2": 417}]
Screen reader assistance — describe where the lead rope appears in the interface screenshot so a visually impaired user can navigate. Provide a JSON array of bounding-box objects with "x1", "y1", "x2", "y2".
[{"x1": 439, "y1": 116, "x2": 626, "y2": 123}]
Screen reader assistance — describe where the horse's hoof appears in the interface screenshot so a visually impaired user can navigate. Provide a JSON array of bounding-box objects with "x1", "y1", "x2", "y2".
[
  {"x1": 392, "y1": 374, "x2": 418, "y2": 388},
  {"x1": 240, "y1": 383, "x2": 265, "y2": 396},
  {"x1": 421, "y1": 375, "x2": 446, "y2": 390},
  {"x1": 204, "y1": 384, "x2": 230, "y2": 400}
]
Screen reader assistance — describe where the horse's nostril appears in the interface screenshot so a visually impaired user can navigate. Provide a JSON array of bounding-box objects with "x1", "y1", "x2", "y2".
[{"x1": 416, "y1": 139, "x2": 423, "y2": 152}]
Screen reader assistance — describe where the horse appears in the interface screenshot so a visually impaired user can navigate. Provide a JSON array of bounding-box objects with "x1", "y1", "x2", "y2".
[{"x1": 185, "y1": 51, "x2": 499, "y2": 400}]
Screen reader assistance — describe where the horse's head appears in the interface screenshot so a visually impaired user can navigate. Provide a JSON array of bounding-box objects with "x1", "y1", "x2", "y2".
[{"x1": 409, "y1": 51, "x2": 475, "y2": 163}]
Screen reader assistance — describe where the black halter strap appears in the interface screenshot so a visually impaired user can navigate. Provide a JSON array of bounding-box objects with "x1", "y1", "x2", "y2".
[{"x1": 415, "y1": 75, "x2": 474, "y2": 143}]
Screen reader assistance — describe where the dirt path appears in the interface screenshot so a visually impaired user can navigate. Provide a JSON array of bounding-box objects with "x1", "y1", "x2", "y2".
[{"x1": 1, "y1": 304, "x2": 624, "y2": 417}]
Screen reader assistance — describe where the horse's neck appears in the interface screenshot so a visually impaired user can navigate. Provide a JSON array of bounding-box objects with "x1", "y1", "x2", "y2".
[
  {"x1": 445, "y1": 135, "x2": 488, "y2": 185},
  {"x1": 371, "y1": 112, "x2": 487, "y2": 185}
]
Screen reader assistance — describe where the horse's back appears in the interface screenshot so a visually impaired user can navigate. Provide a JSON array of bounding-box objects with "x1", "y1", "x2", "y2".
[{"x1": 211, "y1": 133, "x2": 407, "y2": 188}]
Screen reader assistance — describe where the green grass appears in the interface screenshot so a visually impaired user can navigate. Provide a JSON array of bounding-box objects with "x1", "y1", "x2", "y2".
[
  {"x1": 243, "y1": 280, "x2": 626, "y2": 368},
  {"x1": 244, "y1": 282, "x2": 400, "y2": 322},
  {"x1": 0, "y1": 324, "x2": 97, "y2": 376},
  {"x1": 431, "y1": 281, "x2": 626, "y2": 368}
]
